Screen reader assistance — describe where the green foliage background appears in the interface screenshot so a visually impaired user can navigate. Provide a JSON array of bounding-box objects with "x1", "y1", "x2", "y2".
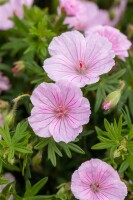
[{"x1": 0, "y1": 0, "x2": 133, "y2": 199}]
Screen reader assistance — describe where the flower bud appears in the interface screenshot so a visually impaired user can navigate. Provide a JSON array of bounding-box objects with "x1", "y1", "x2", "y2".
[
  {"x1": 4, "y1": 111, "x2": 15, "y2": 127},
  {"x1": 103, "y1": 81, "x2": 125, "y2": 110},
  {"x1": 0, "y1": 100, "x2": 9, "y2": 110},
  {"x1": 127, "y1": 24, "x2": 133, "y2": 39},
  {"x1": 11, "y1": 61, "x2": 25, "y2": 75}
]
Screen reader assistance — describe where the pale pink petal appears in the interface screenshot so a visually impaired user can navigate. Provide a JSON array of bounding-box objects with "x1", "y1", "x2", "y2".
[
  {"x1": 71, "y1": 170, "x2": 95, "y2": 200},
  {"x1": 28, "y1": 107, "x2": 54, "y2": 138},
  {"x1": 56, "y1": 80, "x2": 83, "y2": 107},
  {"x1": 67, "y1": 98, "x2": 91, "y2": 128},
  {"x1": 30, "y1": 83, "x2": 61, "y2": 108},
  {"x1": 49, "y1": 118, "x2": 82, "y2": 143},
  {"x1": 85, "y1": 33, "x2": 115, "y2": 77},
  {"x1": 48, "y1": 31, "x2": 86, "y2": 62},
  {"x1": 0, "y1": 73, "x2": 11, "y2": 93},
  {"x1": 87, "y1": 26, "x2": 131, "y2": 61}
]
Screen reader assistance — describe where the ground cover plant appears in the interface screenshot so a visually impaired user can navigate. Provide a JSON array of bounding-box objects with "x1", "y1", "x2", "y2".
[{"x1": 0, "y1": 0, "x2": 133, "y2": 199}]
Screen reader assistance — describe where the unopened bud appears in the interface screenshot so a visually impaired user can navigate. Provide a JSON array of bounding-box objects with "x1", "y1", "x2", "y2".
[
  {"x1": 32, "y1": 151, "x2": 42, "y2": 167},
  {"x1": 103, "y1": 81, "x2": 125, "y2": 110},
  {"x1": 5, "y1": 111, "x2": 15, "y2": 127},
  {"x1": 127, "y1": 24, "x2": 133, "y2": 39},
  {"x1": 0, "y1": 100, "x2": 9, "y2": 110},
  {"x1": 12, "y1": 61, "x2": 25, "y2": 75},
  {"x1": 113, "y1": 149, "x2": 121, "y2": 158}
]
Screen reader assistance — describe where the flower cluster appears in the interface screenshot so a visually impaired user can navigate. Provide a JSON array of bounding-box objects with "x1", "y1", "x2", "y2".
[
  {"x1": 57, "y1": 0, "x2": 127, "y2": 31},
  {"x1": 29, "y1": 25, "x2": 131, "y2": 143}
]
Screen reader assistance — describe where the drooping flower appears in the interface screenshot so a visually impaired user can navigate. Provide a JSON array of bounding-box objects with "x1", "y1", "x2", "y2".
[
  {"x1": 0, "y1": 173, "x2": 15, "y2": 200},
  {"x1": 58, "y1": 0, "x2": 109, "y2": 31},
  {"x1": 71, "y1": 159, "x2": 127, "y2": 200},
  {"x1": 87, "y1": 26, "x2": 132, "y2": 61},
  {"x1": 0, "y1": 0, "x2": 34, "y2": 30},
  {"x1": 0, "y1": 73, "x2": 11, "y2": 94},
  {"x1": 43, "y1": 31, "x2": 115, "y2": 88},
  {"x1": 28, "y1": 80, "x2": 91, "y2": 143}
]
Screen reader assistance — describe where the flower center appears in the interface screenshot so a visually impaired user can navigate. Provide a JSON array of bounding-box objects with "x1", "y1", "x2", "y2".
[
  {"x1": 55, "y1": 105, "x2": 68, "y2": 118},
  {"x1": 78, "y1": 61, "x2": 87, "y2": 75},
  {"x1": 90, "y1": 183, "x2": 100, "y2": 193}
]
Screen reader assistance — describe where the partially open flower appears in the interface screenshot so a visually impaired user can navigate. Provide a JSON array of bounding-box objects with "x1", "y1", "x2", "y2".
[{"x1": 12, "y1": 61, "x2": 25, "y2": 75}]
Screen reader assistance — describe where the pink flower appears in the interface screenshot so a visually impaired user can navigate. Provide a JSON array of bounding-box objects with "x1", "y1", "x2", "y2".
[
  {"x1": 43, "y1": 31, "x2": 115, "y2": 88},
  {"x1": 87, "y1": 26, "x2": 132, "y2": 61},
  {"x1": 28, "y1": 80, "x2": 91, "y2": 143},
  {"x1": 58, "y1": 0, "x2": 81, "y2": 17},
  {"x1": 58, "y1": 0, "x2": 109, "y2": 31},
  {"x1": 71, "y1": 159, "x2": 127, "y2": 200},
  {"x1": 0, "y1": 73, "x2": 10, "y2": 94},
  {"x1": 0, "y1": 0, "x2": 34, "y2": 30}
]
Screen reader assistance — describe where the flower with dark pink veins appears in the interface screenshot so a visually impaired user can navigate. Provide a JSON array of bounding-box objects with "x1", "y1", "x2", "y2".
[
  {"x1": 43, "y1": 31, "x2": 115, "y2": 88},
  {"x1": 28, "y1": 80, "x2": 91, "y2": 143},
  {"x1": 0, "y1": 73, "x2": 10, "y2": 94},
  {"x1": 87, "y1": 25, "x2": 132, "y2": 61},
  {"x1": 71, "y1": 159, "x2": 127, "y2": 200}
]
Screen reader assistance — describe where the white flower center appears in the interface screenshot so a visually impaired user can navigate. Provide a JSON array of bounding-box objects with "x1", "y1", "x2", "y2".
[
  {"x1": 90, "y1": 183, "x2": 100, "y2": 193},
  {"x1": 78, "y1": 61, "x2": 87, "y2": 75},
  {"x1": 55, "y1": 105, "x2": 68, "y2": 118}
]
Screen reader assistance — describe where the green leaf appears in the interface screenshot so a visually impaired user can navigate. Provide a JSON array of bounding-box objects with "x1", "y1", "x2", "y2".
[
  {"x1": 92, "y1": 143, "x2": 113, "y2": 150},
  {"x1": 0, "y1": 178, "x2": 9, "y2": 185},
  {"x1": 58, "y1": 142, "x2": 72, "y2": 158},
  {"x1": 128, "y1": 125, "x2": 133, "y2": 140},
  {"x1": 128, "y1": 154, "x2": 133, "y2": 171},
  {"x1": 119, "y1": 160, "x2": 129, "y2": 173},
  {"x1": 34, "y1": 139, "x2": 49, "y2": 150},
  {"x1": 25, "y1": 177, "x2": 48, "y2": 197},
  {"x1": 67, "y1": 143, "x2": 85, "y2": 154},
  {"x1": 14, "y1": 146, "x2": 32, "y2": 154}
]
